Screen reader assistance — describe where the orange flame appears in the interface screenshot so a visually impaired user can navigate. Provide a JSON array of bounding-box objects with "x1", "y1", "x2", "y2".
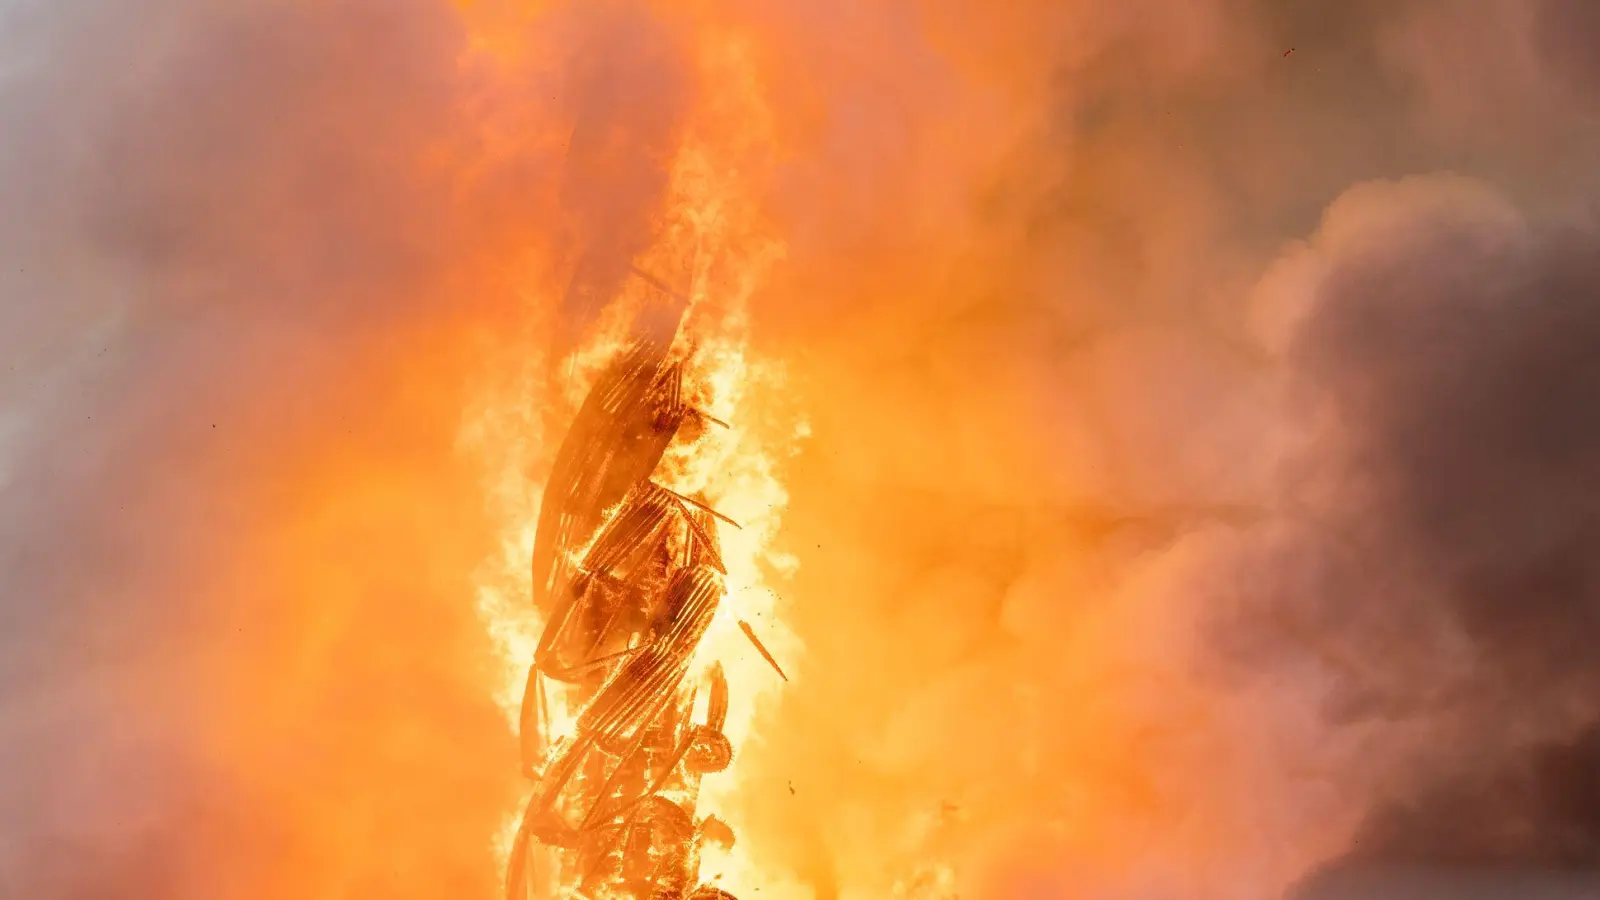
[{"x1": 459, "y1": 8, "x2": 805, "y2": 895}]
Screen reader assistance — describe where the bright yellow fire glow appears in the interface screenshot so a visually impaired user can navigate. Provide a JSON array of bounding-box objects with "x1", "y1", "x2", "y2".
[{"x1": 459, "y1": 16, "x2": 805, "y2": 896}]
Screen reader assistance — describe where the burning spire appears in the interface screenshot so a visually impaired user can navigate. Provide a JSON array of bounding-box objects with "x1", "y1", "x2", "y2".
[
  {"x1": 469, "y1": 13, "x2": 800, "y2": 898},
  {"x1": 505, "y1": 274, "x2": 745, "y2": 899}
]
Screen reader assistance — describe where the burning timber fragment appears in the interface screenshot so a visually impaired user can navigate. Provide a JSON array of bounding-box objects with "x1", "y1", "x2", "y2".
[{"x1": 508, "y1": 277, "x2": 759, "y2": 900}]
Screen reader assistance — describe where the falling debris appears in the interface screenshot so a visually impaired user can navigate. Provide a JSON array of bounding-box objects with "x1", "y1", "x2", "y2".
[{"x1": 738, "y1": 619, "x2": 789, "y2": 682}]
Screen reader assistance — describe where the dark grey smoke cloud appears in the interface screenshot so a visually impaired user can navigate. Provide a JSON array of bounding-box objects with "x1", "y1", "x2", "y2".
[
  {"x1": 1300, "y1": 216, "x2": 1600, "y2": 692},
  {"x1": 1281, "y1": 190, "x2": 1600, "y2": 867},
  {"x1": 1007, "y1": 0, "x2": 1600, "y2": 878},
  {"x1": 1537, "y1": 0, "x2": 1600, "y2": 108}
]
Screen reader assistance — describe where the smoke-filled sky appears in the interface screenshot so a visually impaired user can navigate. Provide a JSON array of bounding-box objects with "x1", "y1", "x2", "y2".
[{"x1": 2, "y1": 1, "x2": 1598, "y2": 898}]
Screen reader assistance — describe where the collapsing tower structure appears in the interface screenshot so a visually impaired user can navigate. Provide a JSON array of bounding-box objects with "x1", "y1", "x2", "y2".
[{"x1": 505, "y1": 274, "x2": 744, "y2": 900}]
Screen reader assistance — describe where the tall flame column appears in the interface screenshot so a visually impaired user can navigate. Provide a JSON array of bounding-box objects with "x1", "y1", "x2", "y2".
[{"x1": 506, "y1": 281, "x2": 741, "y2": 900}]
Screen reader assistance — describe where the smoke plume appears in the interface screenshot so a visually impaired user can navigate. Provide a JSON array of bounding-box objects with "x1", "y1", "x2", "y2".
[{"x1": 1, "y1": 0, "x2": 1596, "y2": 898}]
